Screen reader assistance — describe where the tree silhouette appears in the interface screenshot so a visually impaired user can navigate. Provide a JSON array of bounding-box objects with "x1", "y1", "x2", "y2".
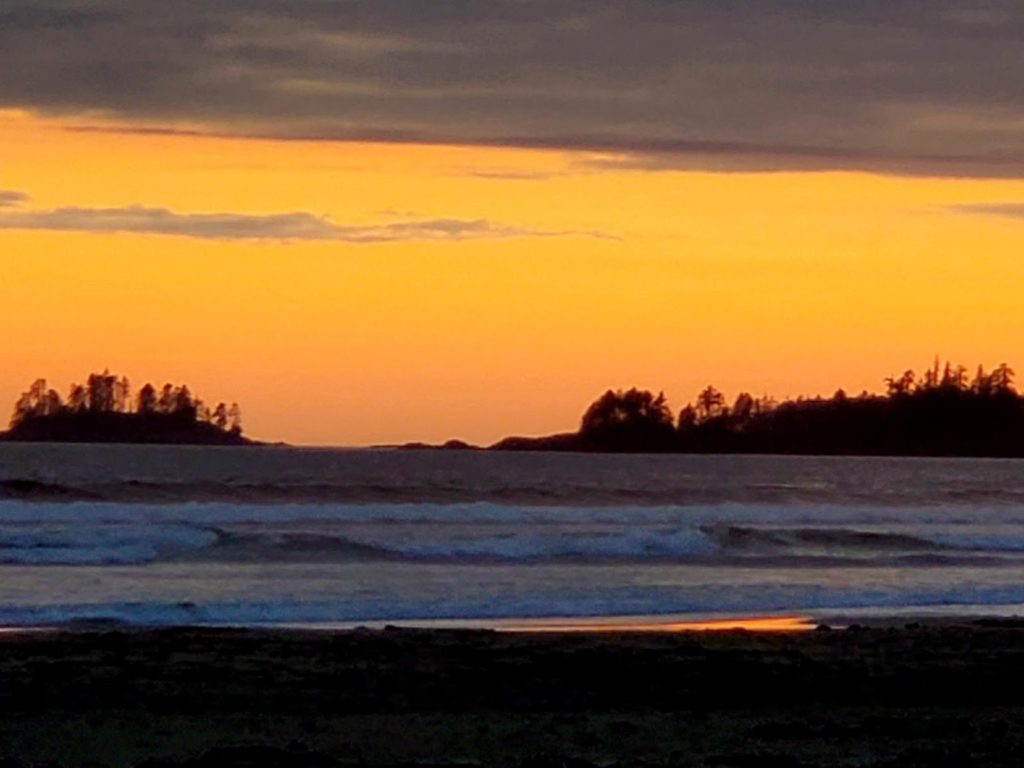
[
  {"x1": 227, "y1": 403, "x2": 243, "y2": 434},
  {"x1": 885, "y1": 370, "x2": 916, "y2": 397},
  {"x1": 67, "y1": 384, "x2": 87, "y2": 413},
  {"x1": 731, "y1": 392, "x2": 755, "y2": 426},
  {"x1": 993, "y1": 363, "x2": 1015, "y2": 394},
  {"x1": 115, "y1": 376, "x2": 131, "y2": 413},
  {"x1": 498, "y1": 357, "x2": 1024, "y2": 456},
  {"x1": 579, "y1": 388, "x2": 675, "y2": 451},
  {"x1": 87, "y1": 371, "x2": 118, "y2": 413},
  {"x1": 695, "y1": 386, "x2": 726, "y2": 423},
  {"x1": 11, "y1": 379, "x2": 62, "y2": 426},
  {"x1": 173, "y1": 386, "x2": 196, "y2": 419},
  {"x1": 212, "y1": 403, "x2": 229, "y2": 430},
  {"x1": 137, "y1": 384, "x2": 157, "y2": 415},
  {"x1": 157, "y1": 384, "x2": 175, "y2": 414},
  {"x1": 5, "y1": 372, "x2": 248, "y2": 444},
  {"x1": 677, "y1": 404, "x2": 697, "y2": 431}
]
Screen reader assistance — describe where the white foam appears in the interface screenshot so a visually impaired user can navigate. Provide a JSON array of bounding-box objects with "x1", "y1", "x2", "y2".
[{"x1": 4, "y1": 500, "x2": 1024, "y2": 565}]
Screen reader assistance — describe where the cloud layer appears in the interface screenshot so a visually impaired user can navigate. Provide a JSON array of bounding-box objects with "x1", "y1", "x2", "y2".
[
  {"x1": 3, "y1": 1, "x2": 1024, "y2": 177},
  {"x1": 0, "y1": 190, "x2": 30, "y2": 207},
  {"x1": 0, "y1": 204, "x2": 585, "y2": 242}
]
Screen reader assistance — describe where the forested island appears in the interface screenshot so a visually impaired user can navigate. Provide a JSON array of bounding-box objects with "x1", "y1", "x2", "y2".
[
  {"x1": 490, "y1": 359, "x2": 1024, "y2": 456},
  {"x1": 1, "y1": 371, "x2": 252, "y2": 445},
  {"x1": 8, "y1": 361, "x2": 1024, "y2": 455}
]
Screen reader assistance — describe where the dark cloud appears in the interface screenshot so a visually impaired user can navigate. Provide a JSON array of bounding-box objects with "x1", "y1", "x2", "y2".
[
  {"x1": 950, "y1": 203, "x2": 1024, "y2": 220},
  {"x1": 0, "y1": 190, "x2": 30, "y2": 207},
  {"x1": 0, "y1": 204, "x2": 596, "y2": 242},
  {"x1": 580, "y1": 143, "x2": 1024, "y2": 179},
  {"x1": 3, "y1": 1, "x2": 1024, "y2": 176}
]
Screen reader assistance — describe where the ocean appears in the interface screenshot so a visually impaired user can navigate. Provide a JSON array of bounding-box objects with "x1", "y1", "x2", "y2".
[{"x1": 3, "y1": 444, "x2": 1024, "y2": 628}]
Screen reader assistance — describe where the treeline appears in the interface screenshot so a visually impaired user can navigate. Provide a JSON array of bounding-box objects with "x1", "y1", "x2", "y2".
[
  {"x1": 4, "y1": 371, "x2": 249, "y2": 445},
  {"x1": 492, "y1": 360, "x2": 1024, "y2": 456}
]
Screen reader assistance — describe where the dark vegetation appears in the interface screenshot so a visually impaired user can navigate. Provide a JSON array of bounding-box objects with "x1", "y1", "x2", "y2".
[
  {"x1": 1, "y1": 371, "x2": 251, "y2": 445},
  {"x1": 492, "y1": 359, "x2": 1024, "y2": 456}
]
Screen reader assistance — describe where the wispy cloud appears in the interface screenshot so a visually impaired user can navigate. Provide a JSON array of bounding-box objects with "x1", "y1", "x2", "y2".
[
  {"x1": 457, "y1": 168, "x2": 560, "y2": 182},
  {"x1": 0, "y1": 190, "x2": 29, "y2": 208},
  {"x1": 3, "y1": 2, "x2": 1024, "y2": 177},
  {"x1": 950, "y1": 203, "x2": 1024, "y2": 220},
  {"x1": 0, "y1": 204, "x2": 605, "y2": 243}
]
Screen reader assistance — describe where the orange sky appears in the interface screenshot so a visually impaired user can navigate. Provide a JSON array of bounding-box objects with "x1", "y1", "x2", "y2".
[{"x1": 2, "y1": 109, "x2": 1024, "y2": 445}]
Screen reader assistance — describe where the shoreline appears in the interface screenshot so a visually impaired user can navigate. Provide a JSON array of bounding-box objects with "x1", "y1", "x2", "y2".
[{"x1": 7, "y1": 602, "x2": 1024, "y2": 635}]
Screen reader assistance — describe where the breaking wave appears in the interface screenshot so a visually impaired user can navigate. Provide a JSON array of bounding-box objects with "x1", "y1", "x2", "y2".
[
  {"x1": 6, "y1": 451, "x2": 1024, "y2": 628},
  {"x1": 3, "y1": 500, "x2": 1024, "y2": 566}
]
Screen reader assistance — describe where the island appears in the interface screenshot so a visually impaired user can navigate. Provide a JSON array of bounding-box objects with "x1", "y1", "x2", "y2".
[
  {"x1": 9, "y1": 360, "x2": 1024, "y2": 455},
  {"x1": 470, "y1": 359, "x2": 1024, "y2": 457},
  {"x1": 0, "y1": 371, "x2": 253, "y2": 445}
]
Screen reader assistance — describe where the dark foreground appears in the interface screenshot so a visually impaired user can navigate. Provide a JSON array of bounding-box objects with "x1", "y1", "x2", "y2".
[{"x1": 3, "y1": 623, "x2": 1024, "y2": 767}]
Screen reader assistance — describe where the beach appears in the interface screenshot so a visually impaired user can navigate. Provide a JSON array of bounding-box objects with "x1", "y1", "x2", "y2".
[
  {"x1": 3, "y1": 621, "x2": 1024, "y2": 766},
  {"x1": 5, "y1": 447, "x2": 1024, "y2": 765}
]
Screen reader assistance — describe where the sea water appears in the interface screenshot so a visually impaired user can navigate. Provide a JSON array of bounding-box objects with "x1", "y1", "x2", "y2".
[{"x1": 2, "y1": 445, "x2": 1024, "y2": 627}]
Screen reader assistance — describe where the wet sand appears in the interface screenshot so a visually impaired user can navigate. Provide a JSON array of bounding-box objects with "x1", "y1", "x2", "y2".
[{"x1": 3, "y1": 622, "x2": 1024, "y2": 766}]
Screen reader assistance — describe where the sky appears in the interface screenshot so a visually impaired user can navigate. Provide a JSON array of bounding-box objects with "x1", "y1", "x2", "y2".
[{"x1": 2, "y1": 1, "x2": 1024, "y2": 445}]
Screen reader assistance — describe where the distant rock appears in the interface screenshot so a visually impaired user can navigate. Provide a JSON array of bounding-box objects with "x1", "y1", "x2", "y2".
[
  {"x1": 489, "y1": 433, "x2": 582, "y2": 451},
  {"x1": 396, "y1": 439, "x2": 480, "y2": 450}
]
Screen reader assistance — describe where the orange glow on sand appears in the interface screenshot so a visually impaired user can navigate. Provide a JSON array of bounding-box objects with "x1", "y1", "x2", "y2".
[{"x1": 506, "y1": 616, "x2": 815, "y2": 633}]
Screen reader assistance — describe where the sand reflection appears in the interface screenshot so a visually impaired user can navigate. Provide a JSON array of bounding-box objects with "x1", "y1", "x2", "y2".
[{"x1": 505, "y1": 615, "x2": 814, "y2": 633}]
